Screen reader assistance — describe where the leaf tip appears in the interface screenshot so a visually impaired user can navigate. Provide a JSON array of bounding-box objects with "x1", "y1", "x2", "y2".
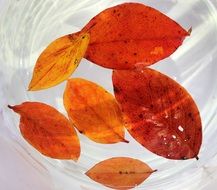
[
  {"x1": 152, "y1": 169, "x2": 158, "y2": 173},
  {"x1": 123, "y1": 139, "x2": 129, "y2": 143},
  {"x1": 84, "y1": 170, "x2": 90, "y2": 177},
  {"x1": 27, "y1": 82, "x2": 35, "y2": 91},
  {"x1": 73, "y1": 157, "x2": 79, "y2": 162},
  {"x1": 8, "y1": 104, "x2": 19, "y2": 113},
  {"x1": 8, "y1": 105, "x2": 14, "y2": 109},
  {"x1": 188, "y1": 27, "x2": 192, "y2": 35},
  {"x1": 28, "y1": 83, "x2": 44, "y2": 91},
  {"x1": 27, "y1": 87, "x2": 32, "y2": 91},
  {"x1": 28, "y1": 82, "x2": 39, "y2": 91}
]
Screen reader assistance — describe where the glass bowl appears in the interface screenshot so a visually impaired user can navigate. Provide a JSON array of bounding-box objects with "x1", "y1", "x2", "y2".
[{"x1": 0, "y1": 0, "x2": 217, "y2": 189}]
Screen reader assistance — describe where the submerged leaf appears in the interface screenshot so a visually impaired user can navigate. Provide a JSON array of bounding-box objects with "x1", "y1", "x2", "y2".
[
  {"x1": 86, "y1": 157, "x2": 155, "y2": 190},
  {"x1": 63, "y1": 78, "x2": 128, "y2": 144},
  {"x1": 8, "y1": 102, "x2": 80, "y2": 160},
  {"x1": 28, "y1": 32, "x2": 90, "y2": 91},
  {"x1": 83, "y1": 2, "x2": 190, "y2": 69},
  {"x1": 112, "y1": 69, "x2": 202, "y2": 160}
]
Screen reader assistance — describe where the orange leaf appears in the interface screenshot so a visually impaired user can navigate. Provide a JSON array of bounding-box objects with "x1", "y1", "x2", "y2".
[
  {"x1": 112, "y1": 69, "x2": 202, "y2": 160},
  {"x1": 28, "y1": 32, "x2": 90, "y2": 91},
  {"x1": 83, "y1": 3, "x2": 190, "y2": 69},
  {"x1": 63, "y1": 78, "x2": 128, "y2": 144},
  {"x1": 86, "y1": 157, "x2": 155, "y2": 189},
  {"x1": 8, "y1": 102, "x2": 80, "y2": 160}
]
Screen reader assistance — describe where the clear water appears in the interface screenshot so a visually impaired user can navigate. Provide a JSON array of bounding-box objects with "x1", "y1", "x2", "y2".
[{"x1": 0, "y1": 0, "x2": 217, "y2": 189}]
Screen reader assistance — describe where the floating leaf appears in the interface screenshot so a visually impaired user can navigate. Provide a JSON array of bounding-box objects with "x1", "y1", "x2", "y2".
[
  {"x1": 63, "y1": 78, "x2": 128, "y2": 144},
  {"x1": 8, "y1": 102, "x2": 80, "y2": 160},
  {"x1": 112, "y1": 69, "x2": 202, "y2": 160},
  {"x1": 86, "y1": 157, "x2": 155, "y2": 190},
  {"x1": 82, "y1": 2, "x2": 190, "y2": 69},
  {"x1": 28, "y1": 32, "x2": 90, "y2": 91}
]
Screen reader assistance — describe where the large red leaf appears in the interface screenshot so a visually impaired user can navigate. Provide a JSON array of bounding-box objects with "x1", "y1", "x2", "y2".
[
  {"x1": 112, "y1": 69, "x2": 202, "y2": 160},
  {"x1": 82, "y1": 3, "x2": 190, "y2": 69}
]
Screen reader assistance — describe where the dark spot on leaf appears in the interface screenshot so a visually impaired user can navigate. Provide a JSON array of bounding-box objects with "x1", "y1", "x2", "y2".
[
  {"x1": 138, "y1": 114, "x2": 143, "y2": 119},
  {"x1": 74, "y1": 59, "x2": 78, "y2": 65},
  {"x1": 188, "y1": 113, "x2": 192, "y2": 117},
  {"x1": 113, "y1": 85, "x2": 120, "y2": 93}
]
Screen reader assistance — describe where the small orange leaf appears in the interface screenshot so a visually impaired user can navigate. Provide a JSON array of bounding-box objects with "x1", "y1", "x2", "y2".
[
  {"x1": 63, "y1": 78, "x2": 128, "y2": 144},
  {"x1": 82, "y1": 2, "x2": 190, "y2": 69},
  {"x1": 28, "y1": 32, "x2": 90, "y2": 91},
  {"x1": 8, "y1": 102, "x2": 80, "y2": 160},
  {"x1": 112, "y1": 69, "x2": 202, "y2": 160},
  {"x1": 86, "y1": 157, "x2": 155, "y2": 189}
]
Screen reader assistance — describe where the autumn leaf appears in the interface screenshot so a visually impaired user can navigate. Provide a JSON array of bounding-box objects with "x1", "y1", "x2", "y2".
[
  {"x1": 8, "y1": 102, "x2": 80, "y2": 160},
  {"x1": 82, "y1": 2, "x2": 190, "y2": 69},
  {"x1": 86, "y1": 157, "x2": 155, "y2": 190},
  {"x1": 63, "y1": 78, "x2": 128, "y2": 144},
  {"x1": 112, "y1": 69, "x2": 202, "y2": 160},
  {"x1": 28, "y1": 32, "x2": 90, "y2": 91}
]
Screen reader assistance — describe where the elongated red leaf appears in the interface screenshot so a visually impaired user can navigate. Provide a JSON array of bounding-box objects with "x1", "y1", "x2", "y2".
[
  {"x1": 112, "y1": 69, "x2": 202, "y2": 160},
  {"x1": 82, "y1": 3, "x2": 190, "y2": 69},
  {"x1": 86, "y1": 157, "x2": 155, "y2": 189},
  {"x1": 8, "y1": 102, "x2": 80, "y2": 160}
]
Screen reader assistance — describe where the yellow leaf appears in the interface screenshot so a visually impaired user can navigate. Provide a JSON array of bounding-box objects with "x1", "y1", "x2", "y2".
[
  {"x1": 86, "y1": 157, "x2": 155, "y2": 189},
  {"x1": 63, "y1": 78, "x2": 128, "y2": 144},
  {"x1": 28, "y1": 32, "x2": 90, "y2": 91}
]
